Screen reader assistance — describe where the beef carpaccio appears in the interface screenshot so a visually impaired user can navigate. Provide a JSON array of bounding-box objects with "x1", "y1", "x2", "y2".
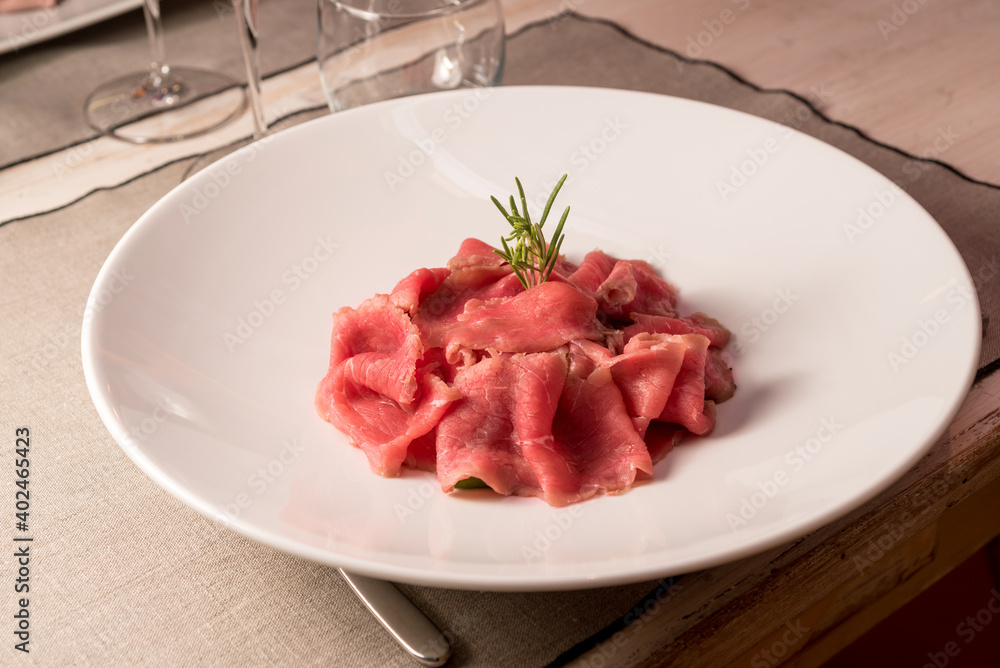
[{"x1": 315, "y1": 238, "x2": 736, "y2": 506}]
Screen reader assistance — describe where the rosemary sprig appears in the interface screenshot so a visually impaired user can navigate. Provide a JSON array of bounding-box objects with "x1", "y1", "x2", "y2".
[{"x1": 491, "y1": 174, "x2": 570, "y2": 289}]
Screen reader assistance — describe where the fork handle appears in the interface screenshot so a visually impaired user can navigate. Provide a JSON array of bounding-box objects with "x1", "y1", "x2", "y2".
[{"x1": 339, "y1": 568, "x2": 452, "y2": 667}]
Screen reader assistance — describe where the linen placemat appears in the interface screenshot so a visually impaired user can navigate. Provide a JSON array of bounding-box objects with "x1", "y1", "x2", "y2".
[{"x1": 2, "y1": 11, "x2": 999, "y2": 668}]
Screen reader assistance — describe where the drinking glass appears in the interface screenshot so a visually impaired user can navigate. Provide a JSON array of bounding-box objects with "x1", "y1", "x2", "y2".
[
  {"x1": 84, "y1": 0, "x2": 245, "y2": 143},
  {"x1": 181, "y1": 0, "x2": 265, "y2": 182},
  {"x1": 318, "y1": 0, "x2": 505, "y2": 113},
  {"x1": 234, "y1": 0, "x2": 266, "y2": 139}
]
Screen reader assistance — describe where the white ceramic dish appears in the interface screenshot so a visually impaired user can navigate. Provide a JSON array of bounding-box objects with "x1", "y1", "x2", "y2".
[
  {"x1": 0, "y1": 0, "x2": 141, "y2": 56},
  {"x1": 82, "y1": 86, "x2": 980, "y2": 591}
]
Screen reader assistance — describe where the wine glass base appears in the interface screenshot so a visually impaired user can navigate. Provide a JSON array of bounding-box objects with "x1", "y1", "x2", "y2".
[{"x1": 85, "y1": 67, "x2": 246, "y2": 144}]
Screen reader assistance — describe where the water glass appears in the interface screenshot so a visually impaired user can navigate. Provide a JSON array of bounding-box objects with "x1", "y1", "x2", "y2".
[{"x1": 318, "y1": 0, "x2": 505, "y2": 112}]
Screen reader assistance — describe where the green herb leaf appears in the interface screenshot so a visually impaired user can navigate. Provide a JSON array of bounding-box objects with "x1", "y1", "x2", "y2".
[
  {"x1": 492, "y1": 175, "x2": 570, "y2": 289},
  {"x1": 454, "y1": 477, "x2": 489, "y2": 490}
]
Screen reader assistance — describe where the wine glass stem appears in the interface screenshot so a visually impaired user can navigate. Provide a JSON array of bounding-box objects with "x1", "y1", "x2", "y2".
[
  {"x1": 143, "y1": 0, "x2": 170, "y2": 84},
  {"x1": 235, "y1": 0, "x2": 266, "y2": 139}
]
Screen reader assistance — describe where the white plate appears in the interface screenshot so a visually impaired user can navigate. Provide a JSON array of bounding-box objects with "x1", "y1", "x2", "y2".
[
  {"x1": 82, "y1": 86, "x2": 980, "y2": 591},
  {"x1": 0, "y1": 0, "x2": 141, "y2": 56}
]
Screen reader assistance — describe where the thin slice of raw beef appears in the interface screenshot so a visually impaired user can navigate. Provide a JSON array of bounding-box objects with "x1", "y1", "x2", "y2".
[
  {"x1": 658, "y1": 332, "x2": 717, "y2": 435},
  {"x1": 566, "y1": 249, "x2": 617, "y2": 295},
  {"x1": 403, "y1": 430, "x2": 438, "y2": 472},
  {"x1": 448, "y1": 237, "x2": 506, "y2": 270},
  {"x1": 435, "y1": 351, "x2": 569, "y2": 502},
  {"x1": 704, "y1": 348, "x2": 737, "y2": 402},
  {"x1": 643, "y1": 422, "x2": 687, "y2": 463},
  {"x1": 596, "y1": 260, "x2": 638, "y2": 307},
  {"x1": 412, "y1": 257, "x2": 523, "y2": 349},
  {"x1": 320, "y1": 362, "x2": 461, "y2": 477},
  {"x1": 624, "y1": 312, "x2": 731, "y2": 348},
  {"x1": 315, "y1": 295, "x2": 462, "y2": 476},
  {"x1": 608, "y1": 333, "x2": 687, "y2": 438},
  {"x1": 553, "y1": 346, "x2": 654, "y2": 501},
  {"x1": 320, "y1": 295, "x2": 423, "y2": 408},
  {"x1": 437, "y1": 281, "x2": 604, "y2": 353},
  {"x1": 596, "y1": 259, "x2": 679, "y2": 321},
  {"x1": 390, "y1": 267, "x2": 450, "y2": 316}
]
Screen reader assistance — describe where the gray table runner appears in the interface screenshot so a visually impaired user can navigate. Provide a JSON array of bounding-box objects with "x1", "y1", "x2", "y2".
[{"x1": 2, "y1": 10, "x2": 999, "y2": 668}]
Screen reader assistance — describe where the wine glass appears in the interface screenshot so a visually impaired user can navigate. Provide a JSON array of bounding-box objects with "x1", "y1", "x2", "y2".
[
  {"x1": 181, "y1": 0, "x2": 265, "y2": 181},
  {"x1": 84, "y1": 0, "x2": 245, "y2": 143},
  {"x1": 318, "y1": 0, "x2": 505, "y2": 113},
  {"x1": 234, "y1": 0, "x2": 265, "y2": 139}
]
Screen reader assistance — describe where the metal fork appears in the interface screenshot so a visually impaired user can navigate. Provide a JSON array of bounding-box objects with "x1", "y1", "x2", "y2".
[{"x1": 339, "y1": 569, "x2": 452, "y2": 666}]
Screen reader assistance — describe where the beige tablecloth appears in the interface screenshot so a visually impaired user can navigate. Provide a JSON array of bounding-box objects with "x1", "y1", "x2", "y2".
[{"x1": 1, "y1": 8, "x2": 999, "y2": 667}]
